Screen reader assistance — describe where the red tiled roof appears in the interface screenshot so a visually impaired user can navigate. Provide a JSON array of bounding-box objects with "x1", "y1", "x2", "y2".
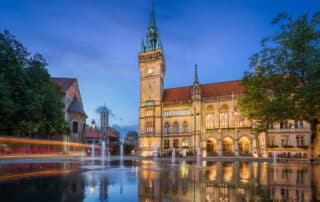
[
  {"x1": 51, "y1": 77, "x2": 76, "y2": 93},
  {"x1": 163, "y1": 86, "x2": 191, "y2": 102},
  {"x1": 162, "y1": 80, "x2": 244, "y2": 102},
  {"x1": 201, "y1": 80, "x2": 244, "y2": 97},
  {"x1": 107, "y1": 128, "x2": 118, "y2": 138},
  {"x1": 84, "y1": 127, "x2": 100, "y2": 138}
]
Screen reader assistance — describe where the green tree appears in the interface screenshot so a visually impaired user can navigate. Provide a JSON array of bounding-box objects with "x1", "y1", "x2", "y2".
[
  {"x1": 238, "y1": 13, "x2": 320, "y2": 142},
  {"x1": 124, "y1": 130, "x2": 138, "y2": 145},
  {"x1": 0, "y1": 30, "x2": 70, "y2": 136}
]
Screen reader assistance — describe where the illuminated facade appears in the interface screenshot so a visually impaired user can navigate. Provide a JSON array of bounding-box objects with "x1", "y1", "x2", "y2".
[{"x1": 138, "y1": 2, "x2": 315, "y2": 158}]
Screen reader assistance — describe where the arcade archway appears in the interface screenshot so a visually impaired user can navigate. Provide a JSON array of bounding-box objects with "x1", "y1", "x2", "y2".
[
  {"x1": 206, "y1": 139, "x2": 217, "y2": 156},
  {"x1": 222, "y1": 137, "x2": 233, "y2": 155},
  {"x1": 239, "y1": 137, "x2": 250, "y2": 155}
]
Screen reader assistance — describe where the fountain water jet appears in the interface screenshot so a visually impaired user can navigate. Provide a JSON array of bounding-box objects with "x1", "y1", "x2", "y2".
[
  {"x1": 171, "y1": 148, "x2": 176, "y2": 164},
  {"x1": 120, "y1": 142, "x2": 124, "y2": 167},
  {"x1": 101, "y1": 141, "x2": 106, "y2": 167},
  {"x1": 107, "y1": 151, "x2": 111, "y2": 167}
]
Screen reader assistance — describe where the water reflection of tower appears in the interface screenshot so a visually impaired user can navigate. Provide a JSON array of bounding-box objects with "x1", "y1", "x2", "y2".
[{"x1": 99, "y1": 175, "x2": 108, "y2": 201}]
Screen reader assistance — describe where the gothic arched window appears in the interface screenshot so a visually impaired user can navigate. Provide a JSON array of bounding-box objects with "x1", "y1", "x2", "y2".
[
  {"x1": 219, "y1": 104, "x2": 229, "y2": 128},
  {"x1": 183, "y1": 122, "x2": 188, "y2": 133},
  {"x1": 205, "y1": 105, "x2": 215, "y2": 129},
  {"x1": 173, "y1": 122, "x2": 179, "y2": 134},
  {"x1": 72, "y1": 121, "x2": 79, "y2": 133},
  {"x1": 164, "y1": 122, "x2": 170, "y2": 134}
]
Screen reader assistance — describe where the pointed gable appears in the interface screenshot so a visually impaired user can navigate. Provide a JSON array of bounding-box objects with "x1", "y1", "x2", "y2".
[{"x1": 51, "y1": 77, "x2": 76, "y2": 93}]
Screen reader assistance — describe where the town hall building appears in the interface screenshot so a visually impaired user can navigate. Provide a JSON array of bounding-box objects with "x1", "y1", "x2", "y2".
[{"x1": 138, "y1": 2, "x2": 314, "y2": 158}]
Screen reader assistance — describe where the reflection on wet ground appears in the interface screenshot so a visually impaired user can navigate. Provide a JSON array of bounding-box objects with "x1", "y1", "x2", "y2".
[{"x1": 0, "y1": 160, "x2": 319, "y2": 202}]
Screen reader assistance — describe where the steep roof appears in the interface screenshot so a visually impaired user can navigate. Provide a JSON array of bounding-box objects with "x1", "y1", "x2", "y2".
[
  {"x1": 107, "y1": 128, "x2": 118, "y2": 138},
  {"x1": 51, "y1": 77, "x2": 76, "y2": 93},
  {"x1": 67, "y1": 97, "x2": 87, "y2": 116},
  {"x1": 201, "y1": 80, "x2": 244, "y2": 97},
  {"x1": 85, "y1": 127, "x2": 100, "y2": 138},
  {"x1": 162, "y1": 80, "x2": 244, "y2": 103},
  {"x1": 163, "y1": 86, "x2": 191, "y2": 102}
]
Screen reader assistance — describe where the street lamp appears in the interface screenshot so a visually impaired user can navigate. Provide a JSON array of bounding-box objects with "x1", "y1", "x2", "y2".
[{"x1": 191, "y1": 107, "x2": 200, "y2": 156}]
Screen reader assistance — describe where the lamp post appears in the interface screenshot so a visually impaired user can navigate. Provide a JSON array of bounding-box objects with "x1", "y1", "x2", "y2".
[{"x1": 192, "y1": 107, "x2": 200, "y2": 156}]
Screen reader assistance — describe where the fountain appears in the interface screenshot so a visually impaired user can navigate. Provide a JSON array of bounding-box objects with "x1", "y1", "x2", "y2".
[
  {"x1": 107, "y1": 151, "x2": 111, "y2": 167},
  {"x1": 196, "y1": 146, "x2": 201, "y2": 168},
  {"x1": 153, "y1": 147, "x2": 158, "y2": 161},
  {"x1": 120, "y1": 142, "x2": 124, "y2": 167},
  {"x1": 91, "y1": 143, "x2": 95, "y2": 160},
  {"x1": 171, "y1": 148, "x2": 176, "y2": 164},
  {"x1": 101, "y1": 141, "x2": 106, "y2": 167},
  {"x1": 81, "y1": 149, "x2": 84, "y2": 165}
]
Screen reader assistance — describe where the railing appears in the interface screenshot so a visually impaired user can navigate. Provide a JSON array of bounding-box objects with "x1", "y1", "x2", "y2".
[{"x1": 267, "y1": 128, "x2": 310, "y2": 133}]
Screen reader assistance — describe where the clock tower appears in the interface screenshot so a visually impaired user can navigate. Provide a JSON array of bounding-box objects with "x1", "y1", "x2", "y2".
[{"x1": 138, "y1": 0, "x2": 165, "y2": 156}]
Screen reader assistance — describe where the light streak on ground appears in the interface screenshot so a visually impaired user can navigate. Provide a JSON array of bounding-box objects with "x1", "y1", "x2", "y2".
[{"x1": 0, "y1": 137, "x2": 100, "y2": 149}]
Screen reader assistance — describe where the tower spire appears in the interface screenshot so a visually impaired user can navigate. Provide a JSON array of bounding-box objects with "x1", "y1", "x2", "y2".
[
  {"x1": 145, "y1": 0, "x2": 161, "y2": 52},
  {"x1": 149, "y1": 0, "x2": 157, "y2": 29},
  {"x1": 194, "y1": 64, "x2": 199, "y2": 85}
]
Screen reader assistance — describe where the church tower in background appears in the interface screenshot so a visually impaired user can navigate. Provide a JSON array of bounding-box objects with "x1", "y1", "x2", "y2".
[
  {"x1": 100, "y1": 105, "x2": 109, "y2": 142},
  {"x1": 138, "y1": 0, "x2": 165, "y2": 156}
]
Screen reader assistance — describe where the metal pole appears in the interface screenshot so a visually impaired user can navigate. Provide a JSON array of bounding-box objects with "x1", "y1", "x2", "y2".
[{"x1": 194, "y1": 107, "x2": 196, "y2": 155}]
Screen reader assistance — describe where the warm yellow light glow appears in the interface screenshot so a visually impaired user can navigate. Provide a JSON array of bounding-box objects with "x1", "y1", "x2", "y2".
[{"x1": 0, "y1": 137, "x2": 97, "y2": 149}]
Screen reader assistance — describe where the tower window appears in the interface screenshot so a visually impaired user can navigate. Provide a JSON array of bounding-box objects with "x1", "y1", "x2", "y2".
[
  {"x1": 145, "y1": 122, "x2": 153, "y2": 134},
  {"x1": 72, "y1": 121, "x2": 78, "y2": 133}
]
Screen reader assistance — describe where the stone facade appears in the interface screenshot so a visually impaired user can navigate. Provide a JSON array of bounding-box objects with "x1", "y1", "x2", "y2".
[
  {"x1": 51, "y1": 77, "x2": 87, "y2": 142},
  {"x1": 138, "y1": 2, "x2": 315, "y2": 158}
]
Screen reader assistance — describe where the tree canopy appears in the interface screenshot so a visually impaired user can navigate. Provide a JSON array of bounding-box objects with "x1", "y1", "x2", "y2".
[
  {"x1": 0, "y1": 30, "x2": 70, "y2": 136},
  {"x1": 124, "y1": 130, "x2": 138, "y2": 145},
  {"x1": 238, "y1": 13, "x2": 320, "y2": 140}
]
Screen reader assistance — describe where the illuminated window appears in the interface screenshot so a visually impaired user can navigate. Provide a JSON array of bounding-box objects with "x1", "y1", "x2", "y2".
[
  {"x1": 234, "y1": 111, "x2": 245, "y2": 127},
  {"x1": 146, "y1": 110, "x2": 153, "y2": 117},
  {"x1": 182, "y1": 139, "x2": 189, "y2": 148},
  {"x1": 145, "y1": 122, "x2": 153, "y2": 134},
  {"x1": 219, "y1": 112, "x2": 229, "y2": 128},
  {"x1": 173, "y1": 122, "x2": 179, "y2": 133},
  {"x1": 72, "y1": 121, "x2": 78, "y2": 133},
  {"x1": 205, "y1": 113, "x2": 214, "y2": 129},
  {"x1": 183, "y1": 122, "x2": 188, "y2": 133},
  {"x1": 295, "y1": 120, "x2": 304, "y2": 128},
  {"x1": 296, "y1": 135, "x2": 305, "y2": 146},
  {"x1": 163, "y1": 111, "x2": 170, "y2": 117},
  {"x1": 164, "y1": 122, "x2": 170, "y2": 134}
]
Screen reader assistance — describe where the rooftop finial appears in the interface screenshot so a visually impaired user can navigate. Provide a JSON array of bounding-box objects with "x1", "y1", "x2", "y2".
[{"x1": 194, "y1": 64, "x2": 199, "y2": 85}]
